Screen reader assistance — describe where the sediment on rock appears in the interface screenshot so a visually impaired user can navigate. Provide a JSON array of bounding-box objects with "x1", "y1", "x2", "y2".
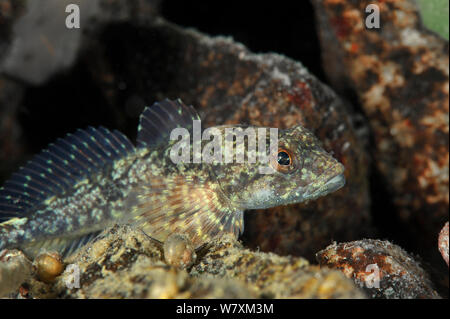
[{"x1": 19, "y1": 225, "x2": 366, "y2": 299}]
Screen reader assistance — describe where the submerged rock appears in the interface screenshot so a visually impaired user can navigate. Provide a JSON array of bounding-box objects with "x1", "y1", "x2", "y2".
[
  {"x1": 163, "y1": 234, "x2": 197, "y2": 270},
  {"x1": 0, "y1": 249, "x2": 32, "y2": 297},
  {"x1": 0, "y1": 0, "x2": 161, "y2": 85},
  {"x1": 311, "y1": 0, "x2": 449, "y2": 263},
  {"x1": 317, "y1": 239, "x2": 441, "y2": 299},
  {"x1": 438, "y1": 222, "x2": 449, "y2": 266},
  {"x1": 191, "y1": 234, "x2": 366, "y2": 298},
  {"x1": 20, "y1": 225, "x2": 365, "y2": 299}
]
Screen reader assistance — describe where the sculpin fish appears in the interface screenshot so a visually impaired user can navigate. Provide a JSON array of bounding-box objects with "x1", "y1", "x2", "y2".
[{"x1": 0, "y1": 99, "x2": 345, "y2": 258}]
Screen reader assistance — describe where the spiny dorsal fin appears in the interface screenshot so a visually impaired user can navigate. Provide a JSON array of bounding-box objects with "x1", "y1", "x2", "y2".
[
  {"x1": 137, "y1": 98, "x2": 201, "y2": 149},
  {"x1": 0, "y1": 127, "x2": 134, "y2": 221},
  {"x1": 128, "y1": 175, "x2": 243, "y2": 248}
]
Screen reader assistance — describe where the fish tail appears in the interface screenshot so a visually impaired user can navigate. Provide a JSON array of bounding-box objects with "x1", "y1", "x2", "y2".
[{"x1": 0, "y1": 126, "x2": 135, "y2": 258}]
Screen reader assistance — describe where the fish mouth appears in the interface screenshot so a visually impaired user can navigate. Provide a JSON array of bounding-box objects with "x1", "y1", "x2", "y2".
[
  {"x1": 322, "y1": 173, "x2": 346, "y2": 193},
  {"x1": 303, "y1": 173, "x2": 346, "y2": 200}
]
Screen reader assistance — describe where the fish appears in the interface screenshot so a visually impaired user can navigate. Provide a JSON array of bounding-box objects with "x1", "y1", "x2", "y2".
[{"x1": 0, "y1": 99, "x2": 345, "y2": 258}]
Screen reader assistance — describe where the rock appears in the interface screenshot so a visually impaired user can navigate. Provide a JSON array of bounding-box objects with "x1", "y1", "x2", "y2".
[
  {"x1": 33, "y1": 251, "x2": 65, "y2": 283},
  {"x1": 0, "y1": 77, "x2": 26, "y2": 182},
  {"x1": 20, "y1": 225, "x2": 255, "y2": 298},
  {"x1": 191, "y1": 234, "x2": 366, "y2": 298},
  {"x1": 0, "y1": 249, "x2": 32, "y2": 297},
  {"x1": 311, "y1": 0, "x2": 449, "y2": 262},
  {"x1": 20, "y1": 225, "x2": 365, "y2": 299},
  {"x1": 0, "y1": 0, "x2": 161, "y2": 85},
  {"x1": 0, "y1": 0, "x2": 161, "y2": 179},
  {"x1": 163, "y1": 234, "x2": 197, "y2": 269},
  {"x1": 438, "y1": 222, "x2": 449, "y2": 266},
  {"x1": 316, "y1": 239, "x2": 441, "y2": 299}
]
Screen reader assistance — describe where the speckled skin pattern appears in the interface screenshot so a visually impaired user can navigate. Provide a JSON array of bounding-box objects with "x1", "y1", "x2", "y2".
[{"x1": 0, "y1": 100, "x2": 345, "y2": 258}]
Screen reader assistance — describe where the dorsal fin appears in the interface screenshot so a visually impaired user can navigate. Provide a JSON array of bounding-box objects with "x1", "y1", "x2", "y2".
[
  {"x1": 0, "y1": 127, "x2": 134, "y2": 221},
  {"x1": 137, "y1": 98, "x2": 201, "y2": 148}
]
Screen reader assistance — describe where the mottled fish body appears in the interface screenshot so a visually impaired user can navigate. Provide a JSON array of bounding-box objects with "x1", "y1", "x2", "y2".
[{"x1": 0, "y1": 100, "x2": 345, "y2": 258}]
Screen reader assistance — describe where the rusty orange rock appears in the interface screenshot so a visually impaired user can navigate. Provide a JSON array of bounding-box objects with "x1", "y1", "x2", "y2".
[
  {"x1": 317, "y1": 239, "x2": 441, "y2": 298},
  {"x1": 312, "y1": 0, "x2": 449, "y2": 262}
]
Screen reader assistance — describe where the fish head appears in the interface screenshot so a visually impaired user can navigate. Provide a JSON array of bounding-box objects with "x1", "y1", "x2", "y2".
[{"x1": 214, "y1": 125, "x2": 345, "y2": 210}]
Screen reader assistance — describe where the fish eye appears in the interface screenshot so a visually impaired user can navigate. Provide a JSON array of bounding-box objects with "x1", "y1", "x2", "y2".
[
  {"x1": 277, "y1": 151, "x2": 291, "y2": 166},
  {"x1": 272, "y1": 148, "x2": 296, "y2": 173}
]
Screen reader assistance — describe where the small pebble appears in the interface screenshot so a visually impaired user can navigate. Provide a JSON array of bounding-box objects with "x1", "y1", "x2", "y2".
[
  {"x1": 33, "y1": 251, "x2": 65, "y2": 283},
  {"x1": 163, "y1": 234, "x2": 197, "y2": 269}
]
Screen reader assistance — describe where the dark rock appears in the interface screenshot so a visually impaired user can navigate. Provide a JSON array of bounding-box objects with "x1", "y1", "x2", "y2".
[
  {"x1": 0, "y1": 249, "x2": 32, "y2": 297},
  {"x1": 0, "y1": 77, "x2": 27, "y2": 182},
  {"x1": 0, "y1": 0, "x2": 161, "y2": 85}
]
